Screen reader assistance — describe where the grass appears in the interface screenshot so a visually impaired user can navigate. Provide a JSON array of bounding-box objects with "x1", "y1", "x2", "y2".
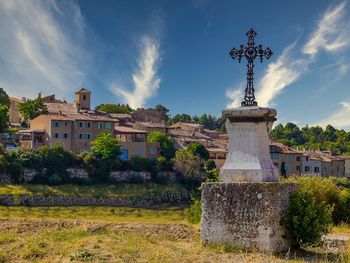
[
  {"x1": 0, "y1": 206, "x2": 189, "y2": 223},
  {"x1": 0, "y1": 183, "x2": 188, "y2": 197},
  {"x1": 0, "y1": 206, "x2": 349, "y2": 262}
]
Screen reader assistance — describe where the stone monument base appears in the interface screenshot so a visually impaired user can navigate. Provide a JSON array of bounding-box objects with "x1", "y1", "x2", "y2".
[{"x1": 201, "y1": 182, "x2": 298, "y2": 252}]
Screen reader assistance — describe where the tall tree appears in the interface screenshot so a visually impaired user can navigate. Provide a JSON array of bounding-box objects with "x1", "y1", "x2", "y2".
[
  {"x1": 18, "y1": 96, "x2": 48, "y2": 123},
  {"x1": 95, "y1": 103, "x2": 133, "y2": 113},
  {"x1": 155, "y1": 104, "x2": 169, "y2": 113},
  {"x1": 146, "y1": 131, "x2": 176, "y2": 160},
  {"x1": 0, "y1": 105, "x2": 9, "y2": 132},
  {"x1": 0, "y1": 88, "x2": 10, "y2": 107}
]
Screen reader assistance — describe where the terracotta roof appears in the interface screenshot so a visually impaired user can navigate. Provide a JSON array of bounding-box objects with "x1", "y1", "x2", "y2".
[
  {"x1": 110, "y1": 113, "x2": 132, "y2": 119},
  {"x1": 45, "y1": 102, "x2": 77, "y2": 114},
  {"x1": 135, "y1": 121, "x2": 166, "y2": 128},
  {"x1": 115, "y1": 126, "x2": 147, "y2": 133},
  {"x1": 170, "y1": 122, "x2": 204, "y2": 129},
  {"x1": 167, "y1": 129, "x2": 211, "y2": 140},
  {"x1": 9, "y1": 97, "x2": 24, "y2": 103},
  {"x1": 206, "y1": 147, "x2": 227, "y2": 153},
  {"x1": 34, "y1": 113, "x2": 117, "y2": 122},
  {"x1": 75, "y1": 88, "x2": 91, "y2": 93},
  {"x1": 203, "y1": 128, "x2": 220, "y2": 134}
]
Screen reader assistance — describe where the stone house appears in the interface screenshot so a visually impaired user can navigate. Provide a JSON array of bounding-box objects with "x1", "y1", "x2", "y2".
[
  {"x1": 169, "y1": 122, "x2": 205, "y2": 134},
  {"x1": 131, "y1": 108, "x2": 168, "y2": 124},
  {"x1": 340, "y1": 156, "x2": 350, "y2": 178},
  {"x1": 301, "y1": 153, "x2": 322, "y2": 175},
  {"x1": 133, "y1": 121, "x2": 167, "y2": 133},
  {"x1": 115, "y1": 126, "x2": 159, "y2": 160},
  {"x1": 316, "y1": 152, "x2": 345, "y2": 178},
  {"x1": 269, "y1": 142, "x2": 303, "y2": 177},
  {"x1": 9, "y1": 96, "x2": 25, "y2": 126}
]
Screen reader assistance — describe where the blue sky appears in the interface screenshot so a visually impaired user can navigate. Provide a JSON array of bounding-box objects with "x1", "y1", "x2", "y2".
[{"x1": 1, "y1": 0, "x2": 350, "y2": 129}]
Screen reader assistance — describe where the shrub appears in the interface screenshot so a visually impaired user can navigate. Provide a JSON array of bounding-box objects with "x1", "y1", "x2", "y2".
[
  {"x1": 154, "y1": 173, "x2": 169, "y2": 185},
  {"x1": 129, "y1": 174, "x2": 145, "y2": 184},
  {"x1": 205, "y1": 159, "x2": 216, "y2": 171},
  {"x1": 281, "y1": 190, "x2": 333, "y2": 247},
  {"x1": 187, "y1": 200, "x2": 202, "y2": 224},
  {"x1": 128, "y1": 156, "x2": 156, "y2": 172},
  {"x1": 146, "y1": 131, "x2": 176, "y2": 160},
  {"x1": 157, "y1": 156, "x2": 173, "y2": 171},
  {"x1": 187, "y1": 142, "x2": 209, "y2": 160},
  {"x1": 7, "y1": 161, "x2": 23, "y2": 183}
]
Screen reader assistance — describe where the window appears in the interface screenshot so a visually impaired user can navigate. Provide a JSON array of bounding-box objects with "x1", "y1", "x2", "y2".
[
  {"x1": 105, "y1": 122, "x2": 111, "y2": 129},
  {"x1": 270, "y1": 153, "x2": 279, "y2": 159},
  {"x1": 83, "y1": 94, "x2": 86, "y2": 101},
  {"x1": 296, "y1": 156, "x2": 300, "y2": 161},
  {"x1": 314, "y1": 167, "x2": 320, "y2": 173},
  {"x1": 86, "y1": 133, "x2": 92, "y2": 140},
  {"x1": 54, "y1": 121, "x2": 59, "y2": 128},
  {"x1": 296, "y1": 165, "x2": 300, "y2": 171},
  {"x1": 54, "y1": 133, "x2": 59, "y2": 139},
  {"x1": 87, "y1": 122, "x2": 92, "y2": 128},
  {"x1": 64, "y1": 122, "x2": 68, "y2": 126},
  {"x1": 77, "y1": 122, "x2": 83, "y2": 128},
  {"x1": 120, "y1": 149, "x2": 129, "y2": 161},
  {"x1": 98, "y1": 122, "x2": 103, "y2": 129},
  {"x1": 305, "y1": 166, "x2": 310, "y2": 172},
  {"x1": 64, "y1": 133, "x2": 69, "y2": 139},
  {"x1": 149, "y1": 147, "x2": 157, "y2": 155},
  {"x1": 78, "y1": 133, "x2": 84, "y2": 139},
  {"x1": 306, "y1": 156, "x2": 309, "y2": 162}
]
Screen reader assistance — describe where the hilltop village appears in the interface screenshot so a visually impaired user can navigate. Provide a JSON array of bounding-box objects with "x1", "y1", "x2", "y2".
[{"x1": 3, "y1": 87, "x2": 350, "y2": 179}]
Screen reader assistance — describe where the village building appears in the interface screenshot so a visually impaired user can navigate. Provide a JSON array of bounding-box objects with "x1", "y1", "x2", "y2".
[
  {"x1": 133, "y1": 121, "x2": 167, "y2": 133},
  {"x1": 269, "y1": 142, "x2": 303, "y2": 177},
  {"x1": 115, "y1": 126, "x2": 159, "y2": 160},
  {"x1": 131, "y1": 108, "x2": 167, "y2": 124},
  {"x1": 316, "y1": 151, "x2": 345, "y2": 178},
  {"x1": 301, "y1": 152, "x2": 322, "y2": 175},
  {"x1": 9, "y1": 96, "x2": 25, "y2": 126},
  {"x1": 341, "y1": 156, "x2": 350, "y2": 178}
]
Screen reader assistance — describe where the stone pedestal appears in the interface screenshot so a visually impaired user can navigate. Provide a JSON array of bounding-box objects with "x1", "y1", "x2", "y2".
[
  {"x1": 220, "y1": 106, "x2": 278, "y2": 182},
  {"x1": 201, "y1": 182, "x2": 298, "y2": 252}
]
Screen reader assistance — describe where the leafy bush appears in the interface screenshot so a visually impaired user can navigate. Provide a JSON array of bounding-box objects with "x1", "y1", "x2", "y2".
[
  {"x1": 157, "y1": 156, "x2": 173, "y2": 171},
  {"x1": 146, "y1": 131, "x2": 176, "y2": 160},
  {"x1": 281, "y1": 190, "x2": 333, "y2": 247},
  {"x1": 128, "y1": 156, "x2": 155, "y2": 172},
  {"x1": 7, "y1": 161, "x2": 23, "y2": 183},
  {"x1": 205, "y1": 159, "x2": 216, "y2": 171},
  {"x1": 154, "y1": 174, "x2": 169, "y2": 185},
  {"x1": 129, "y1": 174, "x2": 145, "y2": 184},
  {"x1": 187, "y1": 142, "x2": 209, "y2": 160},
  {"x1": 187, "y1": 200, "x2": 201, "y2": 224}
]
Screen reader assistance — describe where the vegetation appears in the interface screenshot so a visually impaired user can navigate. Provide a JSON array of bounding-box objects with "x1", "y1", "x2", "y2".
[
  {"x1": 271, "y1": 122, "x2": 350, "y2": 155},
  {"x1": 0, "y1": 87, "x2": 10, "y2": 107},
  {"x1": 18, "y1": 96, "x2": 48, "y2": 123},
  {"x1": 0, "y1": 183, "x2": 188, "y2": 197},
  {"x1": 146, "y1": 131, "x2": 176, "y2": 160},
  {"x1": 166, "y1": 113, "x2": 226, "y2": 132},
  {"x1": 95, "y1": 103, "x2": 134, "y2": 113},
  {"x1": 187, "y1": 142, "x2": 210, "y2": 160},
  {"x1": 0, "y1": 105, "x2": 9, "y2": 132},
  {"x1": 281, "y1": 190, "x2": 333, "y2": 247},
  {"x1": 154, "y1": 104, "x2": 169, "y2": 114},
  {"x1": 284, "y1": 176, "x2": 350, "y2": 224}
]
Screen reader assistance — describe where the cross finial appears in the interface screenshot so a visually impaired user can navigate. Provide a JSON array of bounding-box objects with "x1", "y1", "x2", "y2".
[{"x1": 229, "y1": 29, "x2": 273, "y2": 107}]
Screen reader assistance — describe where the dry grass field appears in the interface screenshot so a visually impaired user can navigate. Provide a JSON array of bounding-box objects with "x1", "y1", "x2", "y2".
[{"x1": 0, "y1": 206, "x2": 349, "y2": 263}]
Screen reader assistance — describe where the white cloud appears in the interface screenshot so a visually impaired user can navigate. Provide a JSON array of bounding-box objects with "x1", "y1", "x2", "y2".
[
  {"x1": 225, "y1": 84, "x2": 244, "y2": 108},
  {"x1": 255, "y1": 44, "x2": 307, "y2": 107},
  {"x1": 226, "y1": 2, "x2": 350, "y2": 108},
  {"x1": 303, "y1": 2, "x2": 348, "y2": 57},
  {"x1": 317, "y1": 101, "x2": 350, "y2": 129},
  {"x1": 110, "y1": 36, "x2": 161, "y2": 109},
  {"x1": 0, "y1": 0, "x2": 89, "y2": 98}
]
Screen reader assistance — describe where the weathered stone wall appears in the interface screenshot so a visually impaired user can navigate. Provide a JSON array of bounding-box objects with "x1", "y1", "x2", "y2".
[
  {"x1": 0, "y1": 168, "x2": 180, "y2": 184},
  {"x1": 0, "y1": 192, "x2": 190, "y2": 208},
  {"x1": 201, "y1": 182, "x2": 298, "y2": 252}
]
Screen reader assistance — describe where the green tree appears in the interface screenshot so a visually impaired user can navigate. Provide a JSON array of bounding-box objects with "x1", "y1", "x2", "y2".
[
  {"x1": 91, "y1": 131, "x2": 121, "y2": 160},
  {"x1": 155, "y1": 104, "x2": 169, "y2": 113},
  {"x1": 167, "y1": 113, "x2": 192, "y2": 126},
  {"x1": 0, "y1": 87, "x2": 10, "y2": 107},
  {"x1": 146, "y1": 131, "x2": 176, "y2": 160},
  {"x1": 90, "y1": 131, "x2": 121, "y2": 182},
  {"x1": 95, "y1": 103, "x2": 133, "y2": 113},
  {"x1": 18, "y1": 96, "x2": 48, "y2": 123},
  {"x1": 0, "y1": 105, "x2": 9, "y2": 132},
  {"x1": 173, "y1": 149, "x2": 201, "y2": 178},
  {"x1": 187, "y1": 142, "x2": 209, "y2": 160}
]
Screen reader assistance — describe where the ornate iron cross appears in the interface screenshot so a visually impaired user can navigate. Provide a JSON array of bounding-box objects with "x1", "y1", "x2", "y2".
[{"x1": 229, "y1": 29, "x2": 273, "y2": 106}]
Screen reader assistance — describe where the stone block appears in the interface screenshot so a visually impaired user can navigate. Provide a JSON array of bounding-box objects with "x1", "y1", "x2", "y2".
[{"x1": 201, "y1": 182, "x2": 298, "y2": 252}]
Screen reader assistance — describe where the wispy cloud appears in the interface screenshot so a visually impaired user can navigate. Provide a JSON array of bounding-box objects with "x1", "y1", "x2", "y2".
[
  {"x1": 0, "y1": 0, "x2": 89, "y2": 98},
  {"x1": 226, "y1": 2, "x2": 350, "y2": 108},
  {"x1": 110, "y1": 36, "x2": 161, "y2": 109},
  {"x1": 317, "y1": 101, "x2": 350, "y2": 129},
  {"x1": 225, "y1": 84, "x2": 244, "y2": 108}
]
